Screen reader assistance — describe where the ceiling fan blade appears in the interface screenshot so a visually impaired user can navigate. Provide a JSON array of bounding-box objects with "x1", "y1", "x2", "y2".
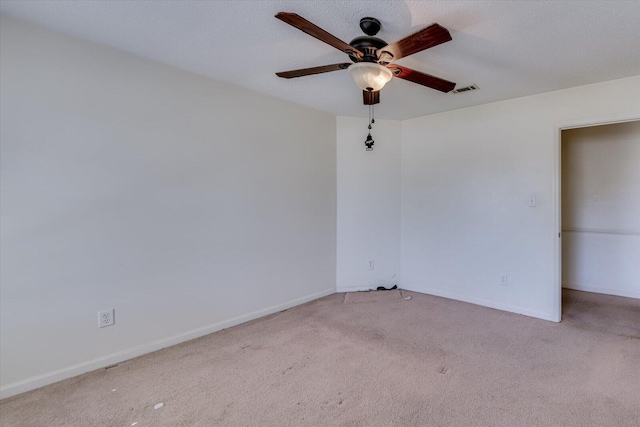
[
  {"x1": 276, "y1": 12, "x2": 363, "y2": 59},
  {"x1": 363, "y1": 90, "x2": 380, "y2": 105},
  {"x1": 381, "y1": 23, "x2": 452, "y2": 61},
  {"x1": 276, "y1": 63, "x2": 351, "y2": 79},
  {"x1": 388, "y1": 65, "x2": 455, "y2": 93}
]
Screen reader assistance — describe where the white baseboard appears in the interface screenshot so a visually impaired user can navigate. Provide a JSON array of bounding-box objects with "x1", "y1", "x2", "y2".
[
  {"x1": 401, "y1": 284, "x2": 558, "y2": 322},
  {"x1": 563, "y1": 284, "x2": 639, "y2": 299},
  {"x1": 0, "y1": 288, "x2": 335, "y2": 400}
]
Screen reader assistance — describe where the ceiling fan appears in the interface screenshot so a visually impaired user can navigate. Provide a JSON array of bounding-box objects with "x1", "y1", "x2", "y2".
[{"x1": 275, "y1": 12, "x2": 457, "y2": 105}]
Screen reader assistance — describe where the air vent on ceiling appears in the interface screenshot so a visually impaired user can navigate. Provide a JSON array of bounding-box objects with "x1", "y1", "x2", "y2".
[{"x1": 451, "y1": 84, "x2": 479, "y2": 94}]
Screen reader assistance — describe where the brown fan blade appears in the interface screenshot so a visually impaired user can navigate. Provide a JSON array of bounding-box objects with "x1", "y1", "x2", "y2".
[
  {"x1": 388, "y1": 65, "x2": 455, "y2": 93},
  {"x1": 363, "y1": 90, "x2": 380, "y2": 105},
  {"x1": 276, "y1": 63, "x2": 351, "y2": 79},
  {"x1": 381, "y1": 23, "x2": 452, "y2": 61},
  {"x1": 276, "y1": 12, "x2": 363, "y2": 59}
]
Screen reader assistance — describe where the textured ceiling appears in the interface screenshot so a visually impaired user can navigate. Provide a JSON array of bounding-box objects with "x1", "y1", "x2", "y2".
[{"x1": 2, "y1": 1, "x2": 640, "y2": 120}]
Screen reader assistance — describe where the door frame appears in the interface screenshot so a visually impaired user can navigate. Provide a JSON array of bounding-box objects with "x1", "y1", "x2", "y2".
[{"x1": 553, "y1": 112, "x2": 640, "y2": 322}]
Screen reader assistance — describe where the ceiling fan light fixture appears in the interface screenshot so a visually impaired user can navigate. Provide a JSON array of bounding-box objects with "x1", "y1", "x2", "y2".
[{"x1": 347, "y1": 62, "x2": 393, "y2": 92}]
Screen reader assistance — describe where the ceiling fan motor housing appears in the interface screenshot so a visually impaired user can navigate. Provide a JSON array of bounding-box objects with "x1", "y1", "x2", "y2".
[
  {"x1": 349, "y1": 36, "x2": 387, "y2": 62},
  {"x1": 348, "y1": 17, "x2": 388, "y2": 63}
]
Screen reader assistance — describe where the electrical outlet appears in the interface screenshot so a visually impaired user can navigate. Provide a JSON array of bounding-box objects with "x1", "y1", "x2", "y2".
[
  {"x1": 368, "y1": 260, "x2": 374, "y2": 270},
  {"x1": 500, "y1": 274, "x2": 508, "y2": 286},
  {"x1": 98, "y1": 309, "x2": 115, "y2": 328}
]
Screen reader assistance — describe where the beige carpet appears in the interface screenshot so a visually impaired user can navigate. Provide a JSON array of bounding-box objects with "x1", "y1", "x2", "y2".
[{"x1": 1, "y1": 289, "x2": 639, "y2": 426}]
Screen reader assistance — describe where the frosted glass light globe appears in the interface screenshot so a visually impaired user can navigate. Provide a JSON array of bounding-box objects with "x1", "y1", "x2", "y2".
[{"x1": 347, "y1": 62, "x2": 393, "y2": 92}]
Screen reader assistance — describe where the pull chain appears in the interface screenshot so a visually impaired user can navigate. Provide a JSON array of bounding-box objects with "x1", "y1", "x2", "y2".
[
  {"x1": 365, "y1": 104, "x2": 375, "y2": 151},
  {"x1": 371, "y1": 104, "x2": 375, "y2": 127},
  {"x1": 368, "y1": 105, "x2": 375, "y2": 129}
]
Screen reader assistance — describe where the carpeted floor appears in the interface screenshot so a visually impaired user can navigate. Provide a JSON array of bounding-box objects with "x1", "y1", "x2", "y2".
[{"x1": 1, "y1": 289, "x2": 639, "y2": 426}]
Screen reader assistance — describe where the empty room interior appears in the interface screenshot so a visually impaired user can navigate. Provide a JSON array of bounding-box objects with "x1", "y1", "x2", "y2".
[{"x1": 0, "y1": 1, "x2": 639, "y2": 426}]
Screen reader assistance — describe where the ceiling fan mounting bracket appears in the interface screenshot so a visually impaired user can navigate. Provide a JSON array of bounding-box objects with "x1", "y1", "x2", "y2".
[{"x1": 360, "y1": 17, "x2": 381, "y2": 36}]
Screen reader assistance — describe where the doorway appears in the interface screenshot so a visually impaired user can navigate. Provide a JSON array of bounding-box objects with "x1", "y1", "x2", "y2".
[{"x1": 556, "y1": 118, "x2": 640, "y2": 321}]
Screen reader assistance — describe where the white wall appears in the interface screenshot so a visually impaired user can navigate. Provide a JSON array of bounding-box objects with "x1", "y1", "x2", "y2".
[
  {"x1": 401, "y1": 76, "x2": 640, "y2": 321},
  {"x1": 562, "y1": 122, "x2": 640, "y2": 298},
  {"x1": 336, "y1": 117, "x2": 401, "y2": 291},
  {"x1": 0, "y1": 16, "x2": 336, "y2": 397},
  {"x1": 3, "y1": 13, "x2": 639, "y2": 401}
]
